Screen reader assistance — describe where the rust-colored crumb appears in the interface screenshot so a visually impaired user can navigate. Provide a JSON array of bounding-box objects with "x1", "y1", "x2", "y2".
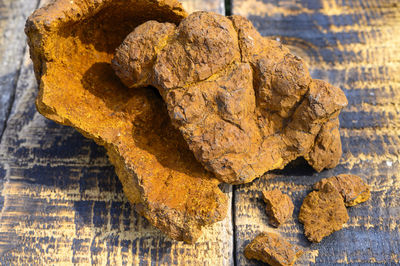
[
  {"x1": 262, "y1": 189, "x2": 294, "y2": 227},
  {"x1": 113, "y1": 12, "x2": 348, "y2": 184},
  {"x1": 25, "y1": 0, "x2": 227, "y2": 243},
  {"x1": 314, "y1": 174, "x2": 370, "y2": 207},
  {"x1": 299, "y1": 182, "x2": 349, "y2": 243},
  {"x1": 244, "y1": 232, "x2": 303, "y2": 266}
]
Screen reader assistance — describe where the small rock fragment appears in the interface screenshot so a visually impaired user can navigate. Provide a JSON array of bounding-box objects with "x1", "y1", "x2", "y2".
[
  {"x1": 244, "y1": 232, "x2": 303, "y2": 266},
  {"x1": 262, "y1": 189, "x2": 294, "y2": 227},
  {"x1": 299, "y1": 182, "x2": 349, "y2": 243},
  {"x1": 314, "y1": 174, "x2": 370, "y2": 207}
]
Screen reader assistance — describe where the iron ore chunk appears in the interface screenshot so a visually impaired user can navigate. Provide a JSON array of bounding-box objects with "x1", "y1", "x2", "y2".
[
  {"x1": 299, "y1": 182, "x2": 349, "y2": 243},
  {"x1": 25, "y1": 0, "x2": 227, "y2": 243},
  {"x1": 113, "y1": 12, "x2": 348, "y2": 184},
  {"x1": 262, "y1": 189, "x2": 294, "y2": 227},
  {"x1": 314, "y1": 174, "x2": 370, "y2": 207},
  {"x1": 244, "y1": 232, "x2": 303, "y2": 266}
]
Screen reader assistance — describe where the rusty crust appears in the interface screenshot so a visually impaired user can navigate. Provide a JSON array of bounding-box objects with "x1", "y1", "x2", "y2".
[
  {"x1": 25, "y1": 0, "x2": 228, "y2": 243},
  {"x1": 262, "y1": 189, "x2": 294, "y2": 227},
  {"x1": 244, "y1": 232, "x2": 303, "y2": 266},
  {"x1": 299, "y1": 182, "x2": 349, "y2": 243},
  {"x1": 314, "y1": 174, "x2": 370, "y2": 207},
  {"x1": 112, "y1": 12, "x2": 348, "y2": 184}
]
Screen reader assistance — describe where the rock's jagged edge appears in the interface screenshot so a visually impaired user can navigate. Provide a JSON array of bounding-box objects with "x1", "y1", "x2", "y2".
[
  {"x1": 244, "y1": 232, "x2": 303, "y2": 266},
  {"x1": 25, "y1": 0, "x2": 228, "y2": 243},
  {"x1": 112, "y1": 13, "x2": 349, "y2": 184},
  {"x1": 313, "y1": 174, "x2": 371, "y2": 207},
  {"x1": 299, "y1": 182, "x2": 349, "y2": 243}
]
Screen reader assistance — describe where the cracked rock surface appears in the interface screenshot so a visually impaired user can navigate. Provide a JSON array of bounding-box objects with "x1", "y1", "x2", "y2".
[
  {"x1": 25, "y1": 0, "x2": 228, "y2": 243},
  {"x1": 262, "y1": 189, "x2": 294, "y2": 227},
  {"x1": 299, "y1": 182, "x2": 349, "y2": 243},
  {"x1": 113, "y1": 12, "x2": 348, "y2": 184},
  {"x1": 244, "y1": 232, "x2": 303, "y2": 266},
  {"x1": 314, "y1": 174, "x2": 370, "y2": 207}
]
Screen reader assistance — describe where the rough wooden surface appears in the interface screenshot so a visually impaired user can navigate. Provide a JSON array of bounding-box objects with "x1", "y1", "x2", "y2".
[
  {"x1": 0, "y1": 0, "x2": 233, "y2": 264},
  {"x1": 181, "y1": 0, "x2": 225, "y2": 15},
  {"x1": 0, "y1": 0, "x2": 39, "y2": 139},
  {"x1": 232, "y1": 0, "x2": 400, "y2": 264}
]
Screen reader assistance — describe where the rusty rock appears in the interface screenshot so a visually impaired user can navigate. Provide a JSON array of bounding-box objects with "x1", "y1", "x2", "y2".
[
  {"x1": 25, "y1": 0, "x2": 228, "y2": 243},
  {"x1": 299, "y1": 182, "x2": 349, "y2": 243},
  {"x1": 314, "y1": 174, "x2": 370, "y2": 207},
  {"x1": 262, "y1": 189, "x2": 294, "y2": 227},
  {"x1": 244, "y1": 232, "x2": 303, "y2": 266},
  {"x1": 113, "y1": 12, "x2": 348, "y2": 184}
]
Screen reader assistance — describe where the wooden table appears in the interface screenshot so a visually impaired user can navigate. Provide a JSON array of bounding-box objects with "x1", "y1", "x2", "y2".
[{"x1": 0, "y1": 0, "x2": 399, "y2": 264}]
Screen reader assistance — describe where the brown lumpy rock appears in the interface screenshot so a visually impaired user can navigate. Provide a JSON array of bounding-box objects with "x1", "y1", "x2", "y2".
[
  {"x1": 299, "y1": 182, "x2": 349, "y2": 243},
  {"x1": 262, "y1": 189, "x2": 294, "y2": 227},
  {"x1": 305, "y1": 118, "x2": 342, "y2": 172},
  {"x1": 244, "y1": 232, "x2": 304, "y2": 266},
  {"x1": 112, "y1": 21, "x2": 177, "y2": 89},
  {"x1": 25, "y1": 0, "x2": 228, "y2": 243},
  {"x1": 154, "y1": 12, "x2": 241, "y2": 91},
  {"x1": 314, "y1": 174, "x2": 371, "y2": 207},
  {"x1": 113, "y1": 12, "x2": 348, "y2": 184}
]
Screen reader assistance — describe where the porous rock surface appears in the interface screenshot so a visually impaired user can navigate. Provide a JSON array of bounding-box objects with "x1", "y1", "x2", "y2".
[
  {"x1": 314, "y1": 174, "x2": 370, "y2": 207},
  {"x1": 244, "y1": 232, "x2": 303, "y2": 266},
  {"x1": 113, "y1": 12, "x2": 349, "y2": 184},
  {"x1": 299, "y1": 182, "x2": 349, "y2": 243},
  {"x1": 25, "y1": 0, "x2": 228, "y2": 243},
  {"x1": 262, "y1": 189, "x2": 294, "y2": 227}
]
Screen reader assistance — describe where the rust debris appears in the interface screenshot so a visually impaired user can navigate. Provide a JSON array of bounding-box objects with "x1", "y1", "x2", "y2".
[
  {"x1": 314, "y1": 174, "x2": 370, "y2": 207},
  {"x1": 299, "y1": 182, "x2": 349, "y2": 243},
  {"x1": 244, "y1": 232, "x2": 304, "y2": 266},
  {"x1": 299, "y1": 174, "x2": 370, "y2": 243},
  {"x1": 262, "y1": 189, "x2": 294, "y2": 227}
]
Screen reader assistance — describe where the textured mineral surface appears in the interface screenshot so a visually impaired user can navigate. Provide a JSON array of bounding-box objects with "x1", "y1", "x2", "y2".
[
  {"x1": 113, "y1": 12, "x2": 349, "y2": 184},
  {"x1": 262, "y1": 189, "x2": 294, "y2": 227},
  {"x1": 299, "y1": 182, "x2": 349, "y2": 243},
  {"x1": 314, "y1": 174, "x2": 370, "y2": 207},
  {"x1": 25, "y1": 0, "x2": 228, "y2": 243},
  {"x1": 244, "y1": 232, "x2": 303, "y2": 266}
]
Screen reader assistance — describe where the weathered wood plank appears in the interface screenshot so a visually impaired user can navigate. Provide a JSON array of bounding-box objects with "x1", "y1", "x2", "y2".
[
  {"x1": 181, "y1": 0, "x2": 225, "y2": 14},
  {"x1": 232, "y1": 0, "x2": 400, "y2": 264},
  {"x1": 0, "y1": 0, "x2": 39, "y2": 139},
  {"x1": 0, "y1": 0, "x2": 233, "y2": 264}
]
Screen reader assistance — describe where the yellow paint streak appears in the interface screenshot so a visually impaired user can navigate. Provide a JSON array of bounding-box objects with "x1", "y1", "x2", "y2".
[
  {"x1": 234, "y1": 0, "x2": 361, "y2": 18},
  {"x1": 306, "y1": 249, "x2": 320, "y2": 264},
  {"x1": 181, "y1": 0, "x2": 223, "y2": 14},
  {"x1": 234, "y1": 0, "x2": 312, "y2": 17}
]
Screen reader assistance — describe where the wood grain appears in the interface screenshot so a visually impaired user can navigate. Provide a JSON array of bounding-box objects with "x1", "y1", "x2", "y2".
[
  {"x1": 232, "y1": 0, "x2": 400, "y2": 264},
  {"x1": 0, "y1": 0, "x2": 233, "y2": 264},
  {"x1": 0, "y1": 0, "x2": 39, "y2": 140},
  {"x1": 181, "y1": 0, "x2": 225, "y2": 15}
]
